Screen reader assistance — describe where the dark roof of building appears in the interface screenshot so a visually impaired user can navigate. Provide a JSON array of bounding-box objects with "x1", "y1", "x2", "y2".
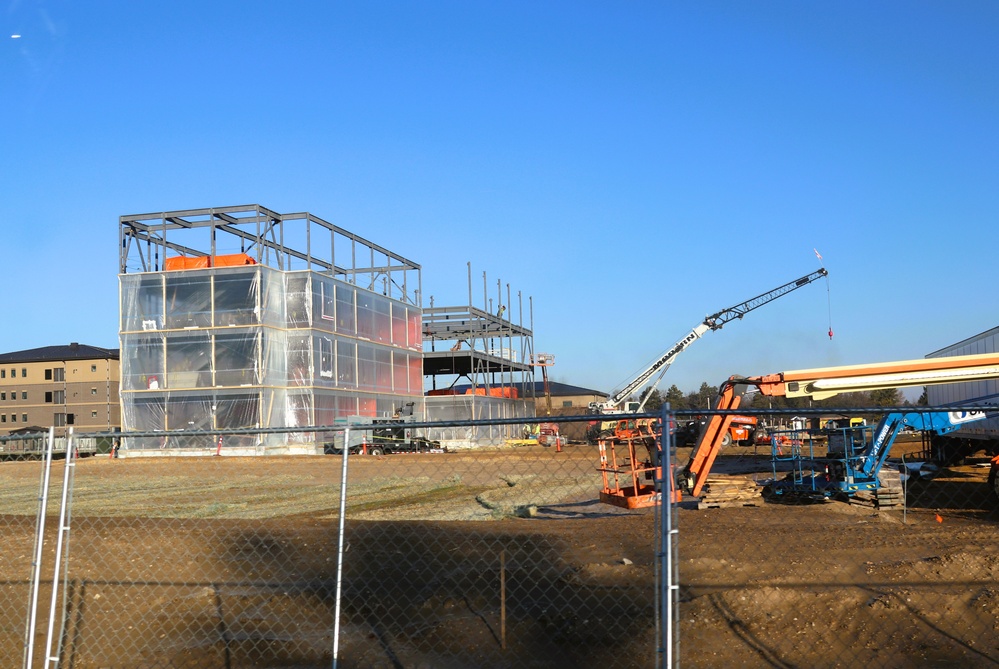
[
  {"x1": 0, "y1": 344, "x2": 119, "y2": 364},
  {"x1": 9, "y1": 426, "x2": 49, "y2": 435},
  {"x1": 530, "y1": 381, "x2": 607, "y2": 397},
  {"x1": 442, "y1": 381, "x2": 607, "y2": 398}
]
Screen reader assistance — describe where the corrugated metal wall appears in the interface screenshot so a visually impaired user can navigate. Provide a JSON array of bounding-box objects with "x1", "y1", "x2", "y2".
[{"x1": 926, "y1": 325, "x2": 999, "y2": 437}]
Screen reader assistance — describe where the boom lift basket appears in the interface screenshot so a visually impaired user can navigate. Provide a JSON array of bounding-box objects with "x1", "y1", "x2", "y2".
[{"x1": 597, "y1": 433, "x2": 679, "y2": 508}]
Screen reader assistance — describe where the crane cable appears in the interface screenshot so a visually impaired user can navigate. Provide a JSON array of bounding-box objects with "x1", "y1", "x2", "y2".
[
  {"x1": 826, "y1": 273, "x2": 834, "y2": 340},
  {"x1": 815, "y1": 248, "x2": 833, "y2": 339}
]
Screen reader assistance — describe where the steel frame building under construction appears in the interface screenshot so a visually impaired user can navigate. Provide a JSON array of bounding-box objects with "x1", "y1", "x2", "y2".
[
  {"x1": 421, "y1": 264, "x2": 537, "y2": 446},
  {"x1": 118, "y1": 205, "x2": 424, "y2": 454}
]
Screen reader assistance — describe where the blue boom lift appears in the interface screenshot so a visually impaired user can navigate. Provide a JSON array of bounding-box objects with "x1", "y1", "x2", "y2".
[{"x1": 766, "y1": 409, "x2": 987, "y2": 499}]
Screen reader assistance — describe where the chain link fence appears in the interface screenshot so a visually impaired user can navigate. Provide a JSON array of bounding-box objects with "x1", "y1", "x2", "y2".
[
  {"x1": 5, "y1": 404, "x2": 999, "y2": 668},
  {"x1": 671, "y1": 404, "x2": 999, "y2": 669},
  {"x1": 7, "y1": 419, "x2": 661, "y2": 668}
]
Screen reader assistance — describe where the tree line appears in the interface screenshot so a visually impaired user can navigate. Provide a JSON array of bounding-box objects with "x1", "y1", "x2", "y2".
[{"x1": 639, "y1": 383, "x2": 927, "y2": 413}]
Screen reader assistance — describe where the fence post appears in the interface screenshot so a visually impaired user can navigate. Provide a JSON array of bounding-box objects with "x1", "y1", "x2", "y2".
[
  {"x1": 45, "y1": 427, "x2": 77, "y2": 667},
  {"x1": 24, "y1": 427, "x2": 56, "y2": 669},
  {"x1": 657, "y1": 403, "x2": 680, "y2": 668},
  {"x1": 332, "y1": 427, "x2": 351, "y2": 669}
]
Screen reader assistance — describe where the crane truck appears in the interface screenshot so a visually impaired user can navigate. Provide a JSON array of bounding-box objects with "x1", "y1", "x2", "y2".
[
  {"x1": 588, "y1": 267, "x2": 828, "y2": 447},
  {"x1": 593, "y1": 267, "x2": 828, "y2": 508},
  {"x1": 589, "y1": 268, "x2": 828, "y2": 417},
  {"x1": 679, "y1": 351, "x2": 999, "y2": 503}
]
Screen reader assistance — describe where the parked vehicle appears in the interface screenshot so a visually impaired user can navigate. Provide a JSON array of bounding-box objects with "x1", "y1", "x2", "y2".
[
  {"x1": 324, "y1": 416, "x2": 444, "y2": 455},
  {"x1": 675, "y1": 415, "x2": 766, "y2": 448}
]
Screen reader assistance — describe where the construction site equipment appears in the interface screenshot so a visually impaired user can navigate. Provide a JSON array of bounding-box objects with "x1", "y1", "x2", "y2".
[
  {"x1": 532, "y1": 353, "x2": 556, "y2": 416},
  {"x1": 679, "y1": 351, "x2": 999, "y2": 502},
  {"x1": 597, "y1": 418, "x2": 677, "y2": 508},
  {"x1": 537, "y1": 422, "x2": 565, "y2": 450},
  {"x1": 325, "y1": 416, "x2": 444, "y2": 455},
  {"x1": 588, "y1": 267, "x2": 828, "y2": 415},
  {"x1": 764, "y1": 410, "x2": 987, "y2": 503},
  {"x1": 594, "y1": 268, "x2": 828, "y2": 508},
  {"x1": 675, "y1": 414, "x2": 765, "y2": 448}
]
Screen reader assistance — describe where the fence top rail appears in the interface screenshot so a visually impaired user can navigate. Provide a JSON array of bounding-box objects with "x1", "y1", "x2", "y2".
[{"x1": 6, "y1": 401, "x2": 991, "y2": 443}]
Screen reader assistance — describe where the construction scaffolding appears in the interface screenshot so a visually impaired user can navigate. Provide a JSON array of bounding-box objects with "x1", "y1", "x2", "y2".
[
  {"x1": 118, "y1": 205, "x2": 423, "y2": 455},
  {"x1": 422, "y1": 264, "x2": 536, "y2": 447}
]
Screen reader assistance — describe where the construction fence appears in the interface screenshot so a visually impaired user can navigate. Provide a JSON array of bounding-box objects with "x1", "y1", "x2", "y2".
[{"x1": 1, "y1": 405, "x2": 998, "y2": 668}]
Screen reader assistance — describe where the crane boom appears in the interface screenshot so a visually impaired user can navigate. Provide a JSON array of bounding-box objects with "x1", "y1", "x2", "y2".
[
  {"x1": 703, "y1": 268, "x2": 828, "y2": 329},
  {"x1": 681, "y1": 351, "x2": 999, "y2": 498},
  {"x1": 596, "y1": 267, "x2": 829, "y2": 412}
]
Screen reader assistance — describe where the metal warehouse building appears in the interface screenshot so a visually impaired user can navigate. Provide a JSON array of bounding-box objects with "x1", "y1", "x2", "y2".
[{"x1": 926, "y1": 325, "x2": 999, "y2": 441}]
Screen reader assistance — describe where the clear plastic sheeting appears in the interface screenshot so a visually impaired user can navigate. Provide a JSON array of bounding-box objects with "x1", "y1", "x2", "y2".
[
  {"x1": 425, "y1": 396, "x2": 533, "y2": 448},
  {"x1": 120, "y1": 264, "x2": 423, "y2": 455}
]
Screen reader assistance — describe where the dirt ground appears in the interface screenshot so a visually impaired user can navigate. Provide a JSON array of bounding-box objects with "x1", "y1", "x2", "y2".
[{"x1": 1, "y1": 437, "x2": 998, "y2": 668}]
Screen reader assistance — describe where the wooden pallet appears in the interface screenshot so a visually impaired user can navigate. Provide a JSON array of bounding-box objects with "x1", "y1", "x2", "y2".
[
  {"x1": 697, "y1": 476, "x2": 762, "y2": 509},
  {"x1": 697, "y1": 498, "x2": 762, "y2": 510},
  {"x1": 850, "y1": 489, "x2": 904, "y2": 509}
]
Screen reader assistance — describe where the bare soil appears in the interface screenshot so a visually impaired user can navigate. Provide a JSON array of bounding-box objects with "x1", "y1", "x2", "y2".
[{"x1": 1, "y1": 437, "x2": 997, "y2": 668}]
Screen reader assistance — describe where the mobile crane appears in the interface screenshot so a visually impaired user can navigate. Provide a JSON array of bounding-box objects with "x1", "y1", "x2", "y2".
[
  {"x1": 589, "y1": 267, "x2": 828, "y2": 417},
  {"x1": 593, "y1": 268, "x2": 829, "y2": 508},
  {"x1": 679, "y1": 351, "x2": 999, "y2": 501}
]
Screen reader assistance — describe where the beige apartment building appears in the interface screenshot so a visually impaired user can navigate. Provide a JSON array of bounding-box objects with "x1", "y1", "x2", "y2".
[{"x1": 0, "y1": 343, "x2": 120, "y2": 437}]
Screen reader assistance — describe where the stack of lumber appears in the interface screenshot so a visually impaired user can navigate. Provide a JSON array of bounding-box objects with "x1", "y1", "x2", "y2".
[
  {"x1": 851, "y1": 466, "x2": 904, "y2": 509},
  {"x1": 697, "y1": 476, "x2": 763, "y2": 509},
  {"x1": 875, "y1": 466, "x2": 904, "y2": 508}
]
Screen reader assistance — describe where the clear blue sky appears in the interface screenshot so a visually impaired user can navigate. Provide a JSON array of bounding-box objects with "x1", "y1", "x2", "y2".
[{"x1": 3, "y1": 1, "x2": 998, "y2": 400}]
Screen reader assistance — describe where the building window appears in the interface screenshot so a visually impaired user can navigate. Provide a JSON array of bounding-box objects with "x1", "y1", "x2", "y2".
[
  {"x1": 0, "y1": 414, "x2": 5, "y2": 423},
  {"x1": 53, "y1": 368, "x2": 65, "y2": 382},
  {"x1": 10, "y1": 369, "x2": 15, "y2": 378},
  {"x1": 562, "y1": 400, "x2": 573, "y2": 408},
  {"x1": 0, "y1": 370, "x2": 5, "y2": 378},
  {"x1": 21, "y1": 392, "x2": 26, "y2": 400},
  {"x1": 53, "y1": 413, "x2": 65, "y2": 427},
  {"x1": 66, "y1": 414, "x2": 74, "y2": 425},
  {"x1": 0, "y1": 392, "x2": 4, "y2": 401},
  {"x1": 45, "y1": 392, "x2": 52, "y2": 403},
  {"x1": 21, "y1": 414, "x2": 27, "y2": 422},
  {"x1": 91, "y1": 411, "x2": 98, "y2": 418},
  {"x1": 91, "y1": 387, "x2": 97, "y2": 396},
  {"x1": 21, "y1": 368, "x2": 26, "y2": 378},
  {"x1": 91, "y1": 364, "x2": 97, "y2": 373},
  {"x1": 53, "y1": 390, "x2": 65, "y2": 404},
  {"x1": 45, "y1": 369, "x2": 52, "y2": 380},
  {"x1": 9, "y1": 392, "x2": 14, "y2": 402},
  {"x1": 9, "y1": 414, "x2": 15, "y2": 423}
]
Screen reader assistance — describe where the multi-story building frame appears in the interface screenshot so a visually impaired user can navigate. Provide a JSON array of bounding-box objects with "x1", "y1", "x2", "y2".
[
  {"x1": 422, "y1": 265, "x2": 536, "y2": 446},
  {"x1": 118, "y1": 205, "x2": 423, "y2": 455}
]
